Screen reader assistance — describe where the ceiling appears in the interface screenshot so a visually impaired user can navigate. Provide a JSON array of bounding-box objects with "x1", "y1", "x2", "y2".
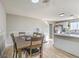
[{"x1": 2, "y1": 0, "x2": 79, "y2": 21}]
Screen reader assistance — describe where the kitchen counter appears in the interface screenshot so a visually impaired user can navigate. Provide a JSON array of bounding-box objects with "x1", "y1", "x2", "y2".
[
  {"x1": 54, "y1": 33, "x2": 79, "y2": 38},
  {"x1": 54, "y1": 33, "x2": 79, "y2": 57}
]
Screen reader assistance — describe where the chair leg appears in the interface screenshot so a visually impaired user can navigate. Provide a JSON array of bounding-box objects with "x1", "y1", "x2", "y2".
[
  {"x1": 18, "y1": 50, "x2": 22, "y2": 58},
  {"x1": 40, "y1": 47, "x2": 42, "y2": 58},
  {"x1": 30, "y1": 48, "x2": 32, "y2": 57},
  {"x1": 15, "y1": 50, "x2": 18, "y2": 58},
  {"x1": 13, "y1": 49, "x2": 15, "y2": 58},
  {"x1": 13, "y1": 49, "x2": 17, "y2": 58},
  {"x1": 25, "y1": 50, "x2": 29, "y2": 58}
]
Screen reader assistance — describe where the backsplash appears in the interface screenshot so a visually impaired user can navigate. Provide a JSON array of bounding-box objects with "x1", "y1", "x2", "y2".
[{"x1": 54, "y1": 19, "x2": 79, "y2": 34}]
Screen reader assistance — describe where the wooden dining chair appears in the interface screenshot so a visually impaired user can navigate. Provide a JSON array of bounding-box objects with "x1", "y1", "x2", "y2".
[
  {"x1": 33, "y1": 32, "x2": 46, "y2": 43},
  {"x1": 19, "y1": 32, "x2": 26, "y2": 37},
  {"x1": 19, "y1": 32, "x2": 26, "y2": 40},
  {"x1": 29, "y1": 36, "x2": 44, "y2": 58},
  {"x1": 10, "y1": 33, "x2": 18, "y2": 57},
  {"x1": 33, "y1": 32, "x2": 45, "y2": 43},
  {"x1": 10, "y1": 33, "x2": 29, "y2": 58},
  {"x1": 33, "y1": 32, "x2": 43, "y2": 37}
]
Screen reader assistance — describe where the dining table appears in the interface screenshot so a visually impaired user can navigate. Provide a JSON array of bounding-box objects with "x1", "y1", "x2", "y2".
[
  {"x1": 14, "y1": 35, "x2": 43, "y2": 57},
  {"x1": 15, "y1": 35, "x2": 42, "y2": 48}
]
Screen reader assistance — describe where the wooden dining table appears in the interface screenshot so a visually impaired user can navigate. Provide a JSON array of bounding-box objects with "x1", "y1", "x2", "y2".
[
  {"x1": 14, "y1": 35, "x2": 42, "y2": 57},
  {"x1": 15, "y1": 35, "x2": 42, "y2": 49}
]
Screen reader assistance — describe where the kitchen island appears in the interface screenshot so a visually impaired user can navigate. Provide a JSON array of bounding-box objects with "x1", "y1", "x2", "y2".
[{"x1": 54, "y1": 33, "x2": 79, "y2": 57}]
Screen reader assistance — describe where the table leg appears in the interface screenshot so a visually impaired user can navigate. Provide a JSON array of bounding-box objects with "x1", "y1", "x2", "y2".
[
  {"x1": 40, "y1": 47, "x2": 43, "y2": 58},
  {"x1": 18, "y1": 50, "x2": 22, "y2": 58},
  {"x1": 30, "y1": 48, "x2": 32, "y2": 57}
]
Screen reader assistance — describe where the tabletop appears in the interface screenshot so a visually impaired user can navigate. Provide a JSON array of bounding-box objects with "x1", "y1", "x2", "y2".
[{"x1": 15, "y1": 36, "x2": 42, "y2": 49}]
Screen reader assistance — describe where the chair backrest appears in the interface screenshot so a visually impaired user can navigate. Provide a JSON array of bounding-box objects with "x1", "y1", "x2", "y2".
[
  {"x1": 10, "y1": 33, "x2": 17, "y2": 50},
  {"x1": 33, "y1": 32, "x2": 43, "y2": 37},
  {"x1": 30, "y1": 36, "x2": 44, "y2": 47},
  {"x1": 30, "y1": 37, "x2": 43, "y2": 48},
  {"x1": 19, "y1": 32, "x2": 26, "y2": 36}
]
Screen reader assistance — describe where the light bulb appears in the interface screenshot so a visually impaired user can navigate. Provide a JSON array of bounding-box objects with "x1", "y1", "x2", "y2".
[{"x1": 32, "y1": 0, "x2": 39, "y2": 3}]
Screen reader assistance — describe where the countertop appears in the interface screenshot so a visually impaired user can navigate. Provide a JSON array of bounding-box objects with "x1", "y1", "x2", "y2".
[{"x1": 54, "y1": 33, "x2": 79, "y2": 38}]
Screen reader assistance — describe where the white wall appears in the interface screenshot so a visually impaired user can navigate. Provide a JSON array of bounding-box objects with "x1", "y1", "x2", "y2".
[
  {"x1": 0, "y1": 0, "x2": 6, "y2": 35},
  {"x1": 0, "y1": 0, "x2": 6, "y2": 55},
  {"x1": 6, "y1": 14, "x2": 49, "y2": 47}
]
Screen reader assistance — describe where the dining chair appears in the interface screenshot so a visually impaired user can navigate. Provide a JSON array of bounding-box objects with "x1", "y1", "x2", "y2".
[
  {"x1": 10, "y1": 33, "x2": 18, "y2": 57},
  {"x1": 19, "y1": 32, "x2": 26, "y2": 37},
  {"x1": 33, "y1": 32, "x2": 45, "y2": 42},
  {"x1": 29, "y1": 36, "x2": 44, "y2": 58},
  {"x1": 33, "y1": 32, "x2": 43, "y2": 37},
  {"x1": 19, "y1": 32, "x2": 26, "y2": 40},
  {"x1": 10, "y1": 33, "x2": 29, "y2": 58},
  {"x1": 33, "y1": 32, "x2": 46, "y2": 43}
]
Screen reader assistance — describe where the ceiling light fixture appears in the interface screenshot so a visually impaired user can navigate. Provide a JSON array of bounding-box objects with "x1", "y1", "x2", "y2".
[
  {"x1": 43, "y1": 0, "x2": 49, "y2": 3},
  {"x1": 59, "y1": 13, "x2": 64, "y2": 16},
  {"x1": 32, "y1": 0, "x2": 39, "y2": 3}
]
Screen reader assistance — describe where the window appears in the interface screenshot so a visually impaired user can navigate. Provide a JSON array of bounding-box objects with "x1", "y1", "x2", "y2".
[
  {"x1": 70, "y1": 22, "x2": 79, "y2": 30},
  {"x1": 78, "y1": 22, "x2": 79, "y2": 29}
]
